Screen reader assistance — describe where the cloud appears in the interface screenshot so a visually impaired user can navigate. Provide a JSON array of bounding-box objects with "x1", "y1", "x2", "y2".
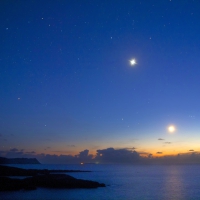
[
  {"x1": 158, "y1": 138, "x2": 164, "y2": 140},
  {"x1": 0, "y1": 150, "x2": 6, "y2": 155},
  {"x1": 0, "y1": 148, "x2": 30, "y2": 158},
  {"x1": 77, "y1": 149, "x2": 94, "y2": 162},
  {"x1": 10, "y1": 148, "x2": 19, "y2": 152},
  {"x1": 139, "y1": 152, "x2": 149, "y2": 156},
  {"x1": 95, "y1": 148, "x2": 140, "y2": 164},
  {"x1": 67, "y1": 145, "x2": 76, "y2": 147},
  {"x1": 44, "y1": 147, "x2": 51, "y2": 150},
  {"x1": 2, "y1": 147, "x2": 200, "y2": 165},
  {"x1": 78, "y1": 149, "x2": 89, "y2": 158},
  {"x1": 159, "y1": 152, "x2": 200, "y2": 164},
  {"x1": 148, "y1": 154, "x2": 153, "y2": 158},
  {"x1": 123, "y1": 147, "x2": 136, "y2": 150},
  {"x1": 36, "y1": 150, "x2": 94, "y2": 164},
  {"x1": 25, "y1": 151, "x2": 36, "y2": 154},
  {"x1": 33, "y1": 148, "x2": 140, "y2": 164},
  {"x1": 36, "y1": 154, "x2": 77, "y2": 164},
  {"x1": 164, "y1": 142, "x2": 171, "y2": 144}
]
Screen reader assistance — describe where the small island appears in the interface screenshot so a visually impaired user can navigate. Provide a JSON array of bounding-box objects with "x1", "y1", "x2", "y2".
[{"x1": 0, "y1": 164, "x2": 105, "y2": 191}]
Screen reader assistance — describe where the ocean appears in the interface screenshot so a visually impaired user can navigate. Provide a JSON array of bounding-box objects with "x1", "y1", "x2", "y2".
[{"x1": 1, "y1": 164, "x2": 200, "y2": 200}]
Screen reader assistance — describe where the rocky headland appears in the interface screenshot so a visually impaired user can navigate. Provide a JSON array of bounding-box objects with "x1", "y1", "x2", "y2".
[
  {"x1": 0, "y1": 165, "x2": 105, "y2": 191},
  {"x1": 0, "y1": 157, "x2": 40, "y2": 164}
]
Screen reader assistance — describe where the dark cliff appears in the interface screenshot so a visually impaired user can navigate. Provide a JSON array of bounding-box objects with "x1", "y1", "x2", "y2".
[{"x1": 0, "y1": 157, "x2": 40, "y2": 164}]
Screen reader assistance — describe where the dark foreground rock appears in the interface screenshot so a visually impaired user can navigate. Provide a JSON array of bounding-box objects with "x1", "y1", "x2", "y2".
[
  {"x1": 0, "y1": 165, "x2": 105, "y2": 191},
  {"x1": 0, "y1": 165, "x2": 91, "y2": 176},
  {"x1": 0, "y1": 174, "x2": 105, "y2": 191}
]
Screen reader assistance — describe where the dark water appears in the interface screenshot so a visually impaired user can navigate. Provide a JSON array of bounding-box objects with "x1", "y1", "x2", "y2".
[{"x1": 1, "y1": 164, "x2": 200, "y2": 200}]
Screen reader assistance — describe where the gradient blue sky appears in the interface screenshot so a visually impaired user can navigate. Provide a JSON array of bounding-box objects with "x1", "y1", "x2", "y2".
[{"x1": 1, "y1": 0, "x2": 200, "y2": 163}]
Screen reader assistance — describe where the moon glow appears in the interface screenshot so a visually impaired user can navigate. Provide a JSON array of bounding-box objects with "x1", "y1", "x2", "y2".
[{"x1": 168, "y1": 125, "x2": 176, "y2": 133}]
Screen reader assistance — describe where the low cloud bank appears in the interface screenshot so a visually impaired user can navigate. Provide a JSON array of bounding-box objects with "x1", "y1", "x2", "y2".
[
  {"x1": 1, "y1": 148, "x2": 200, "y2": 165},
  {"x1": 96, "y1": 148, "x2": 140, "y2": 164}
]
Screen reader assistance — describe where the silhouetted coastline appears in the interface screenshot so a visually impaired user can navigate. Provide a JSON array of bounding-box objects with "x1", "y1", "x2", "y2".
[
  {"x1": 0, "y1": 165, "x2": 105, "y2": 191},
  {"x1": 0, "y1": 157, "x2": 40, "y2": 164}
]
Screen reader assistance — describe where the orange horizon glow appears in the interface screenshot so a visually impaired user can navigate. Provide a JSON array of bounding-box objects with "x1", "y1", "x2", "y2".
[{"x1": 32, "y1": 147, "x2": 199, "y2": 159}]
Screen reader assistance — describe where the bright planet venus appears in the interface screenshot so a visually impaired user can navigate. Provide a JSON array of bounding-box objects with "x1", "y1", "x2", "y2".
[{"x1": 130, "y1": 59, "x2": 136, "y2": 66}]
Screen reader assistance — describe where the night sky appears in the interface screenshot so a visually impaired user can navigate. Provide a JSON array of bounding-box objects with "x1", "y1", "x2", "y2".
[{"x1": 1, "y1": 0, "x2": 200, "y2": 164}]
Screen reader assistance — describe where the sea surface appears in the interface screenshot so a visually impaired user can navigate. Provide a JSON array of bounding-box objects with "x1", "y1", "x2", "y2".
[{"x1": 1, "y1": 164, "x2": 200, "y2": 200}]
